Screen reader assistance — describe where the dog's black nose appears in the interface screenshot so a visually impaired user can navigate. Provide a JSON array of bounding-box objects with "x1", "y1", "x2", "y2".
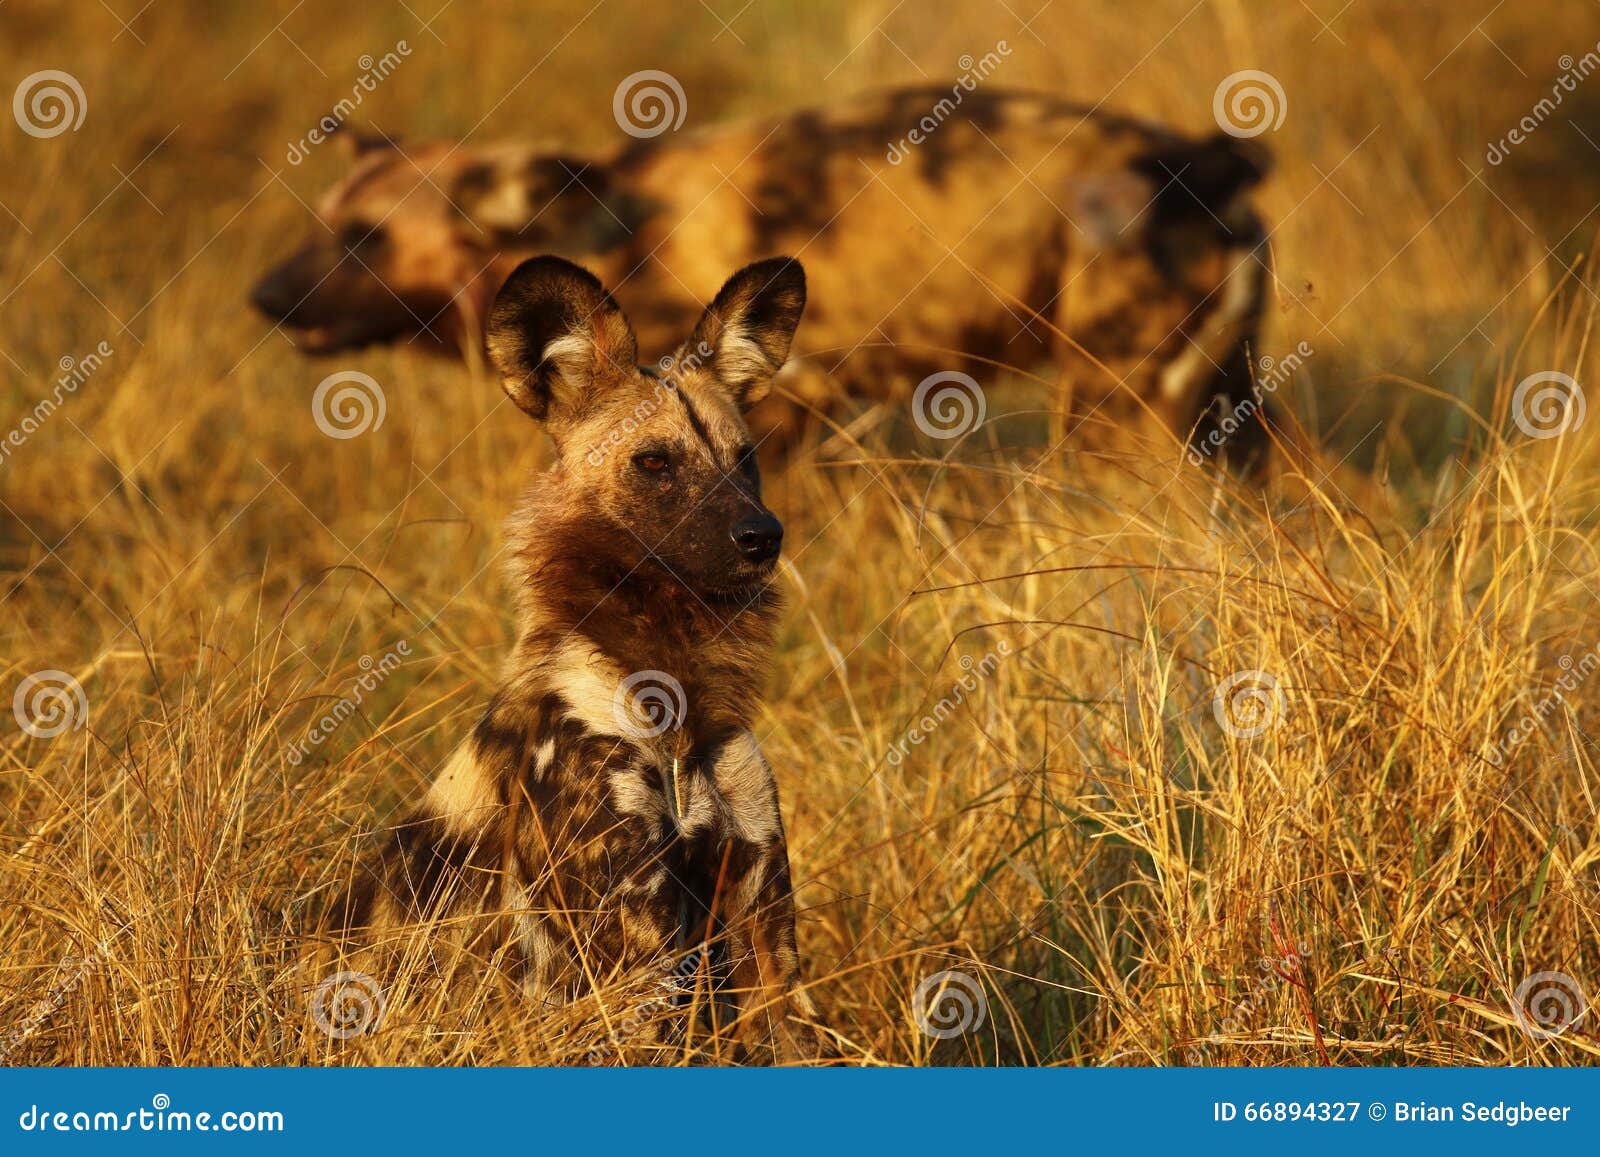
[
  {"x1": 250, "y1": 276, "x2": 293, "y2": 321},
  {"x1": 732, "y1": 513, "x2": 783, "y2": 563}
]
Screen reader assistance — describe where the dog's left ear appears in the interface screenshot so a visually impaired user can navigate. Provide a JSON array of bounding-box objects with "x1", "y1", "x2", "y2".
[{"x1": 683, "y1": 258, "x2": 806, "y2": 409}]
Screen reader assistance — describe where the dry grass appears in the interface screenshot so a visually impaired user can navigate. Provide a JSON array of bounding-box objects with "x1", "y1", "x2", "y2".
[{"x1": 3, "y1": 0, "x2": 1600, "y2": 1065}]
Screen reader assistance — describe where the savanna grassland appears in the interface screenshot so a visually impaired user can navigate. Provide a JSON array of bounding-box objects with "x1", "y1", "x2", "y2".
[{"x1": 3, "y1": 0, "x2": 1600, "y2": 1065}]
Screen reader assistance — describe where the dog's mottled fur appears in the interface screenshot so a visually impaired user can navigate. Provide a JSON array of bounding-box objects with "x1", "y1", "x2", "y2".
[
  {"x1": 311, "y1": 255, "x2": 820, "y2": 1061},
  {"x1": 254, "y1": 86, "x2": 1272, "y2": 457}
]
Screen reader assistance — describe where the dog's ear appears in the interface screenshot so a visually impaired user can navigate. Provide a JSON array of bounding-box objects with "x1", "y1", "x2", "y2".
[
  {"x1": 683, "y1": 258, "x2": 806, "y2": 409},
  {"x1": 334, "y1": 125, "x2": 399, "y2": 161},
  {"x1": 485, "y1": 256, "x2": 638, "y2": 424}
]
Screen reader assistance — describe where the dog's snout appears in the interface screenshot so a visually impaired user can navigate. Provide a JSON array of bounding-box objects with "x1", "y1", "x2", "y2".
[
  {"x1": 732, "y1": 513, "x2": 783, "y2": 563},
  {"x1": 250, "y1": 274, "x2": 295, "y2": 321}
]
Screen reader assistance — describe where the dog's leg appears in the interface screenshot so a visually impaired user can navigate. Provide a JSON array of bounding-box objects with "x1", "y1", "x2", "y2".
[
  {"x1": 720, "y1": 837, "x2": 823, "y2": 1062},
  {"x1": 701, "y1": 732, "x2": 822, "y2": 1062}
]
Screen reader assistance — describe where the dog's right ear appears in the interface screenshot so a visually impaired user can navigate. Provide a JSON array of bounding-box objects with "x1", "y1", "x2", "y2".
[{"x1": 485, "y1": 256, "x2": 639, "y2": 424}]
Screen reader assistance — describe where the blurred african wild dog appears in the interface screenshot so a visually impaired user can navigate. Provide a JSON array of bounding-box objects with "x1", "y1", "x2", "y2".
[
  {"x1": 252, "y1": 85, "x2": 1274, "y2": 460},
  {"x1": 305, "y1": 255, "x2": 822, "y2": 1062}
]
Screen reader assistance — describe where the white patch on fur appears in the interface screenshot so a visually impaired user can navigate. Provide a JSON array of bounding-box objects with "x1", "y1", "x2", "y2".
[
  {"x1": 717, "y1": 331, "x2": 773, "y2": 388},
  {"x1": 614, "y1": 865, "x2": 670, "y2": 897},
  {"x1": 541, "y1": 332, "x2": 594, "y2": 376},
  {"x1": 788, "y1": 983, "x2": 820, "y2": 1018},
  {"x1": 423, "y1": 743, "x2": 502, "y2": 831},
  {"x1": 709, "y1": 731, "x2": 782, "y2": 845},
  {"x1": 731, "y1": 850, "x2": 770, "y2": 915},
  {"x1": 606, "y1": 764, "x2": 668, "y2": 837},
  {"x1": 524, "y1": 919, "x2": 560, "y2": 976},
  {"x1": 531, "y1": 737, "x2": 556, "y2": 779},
  {"x1": 676, "y1": 773, "x2": 723, "y2": 837},
  {"x1": 505, "y1": 878, "x2": 565, "y2": 1005},
  {"x1": 547, "y1": 643, "x2": 632, "y2": 737},
  {"x1": 1159, "y1": 244, "x2": 1264, "y2": 405},
  {"x1": 1065, "y1": 170, "x2": 1156, "y2": 249},
  {"x1": 470, "y1": 181, "x2": 534, "y2": 232}
]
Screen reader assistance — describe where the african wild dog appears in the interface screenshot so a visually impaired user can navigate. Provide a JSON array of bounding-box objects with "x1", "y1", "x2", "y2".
[
  {"x1": 309, "y1": 254, "x2": 821, "y2": 1061},
  {"x1": 252, "y1": 86, "x2": 1273, "y2": 460}
]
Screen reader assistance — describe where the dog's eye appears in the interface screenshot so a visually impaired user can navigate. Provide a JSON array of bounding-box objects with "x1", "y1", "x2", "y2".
[
  {"x1": 736, "y1": 445, "x2": 758, "y2": 475},
  {"x1": 633, "y1": 452, "x2": 671, "y2": 474},
  {"x1": 339, "y1": 223, "x2": 385, "y2": 252}
]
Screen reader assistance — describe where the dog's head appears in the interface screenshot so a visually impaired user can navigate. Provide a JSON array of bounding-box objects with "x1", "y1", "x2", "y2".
[
  {"x1": 486, "y1": 255, "x2": 805, "y2": 599},
  {"x1": 251, "y1": 133, "x2": 630, "y2": 355}
]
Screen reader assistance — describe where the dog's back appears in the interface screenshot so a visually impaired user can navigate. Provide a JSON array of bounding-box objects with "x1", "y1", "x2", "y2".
[{"x1": 254, "y1": 87, "x2": 1272, "y2": 456}]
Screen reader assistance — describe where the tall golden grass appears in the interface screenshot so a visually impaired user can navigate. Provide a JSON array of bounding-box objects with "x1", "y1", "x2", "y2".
[{"x1": 2, "y1": 0, "x2": 1598, "y2": 1064}]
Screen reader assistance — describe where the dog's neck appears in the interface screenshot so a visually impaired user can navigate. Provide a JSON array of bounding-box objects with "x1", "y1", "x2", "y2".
[{"x1": 501, "y1": 481, "x2": 779, "y2": 747}]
